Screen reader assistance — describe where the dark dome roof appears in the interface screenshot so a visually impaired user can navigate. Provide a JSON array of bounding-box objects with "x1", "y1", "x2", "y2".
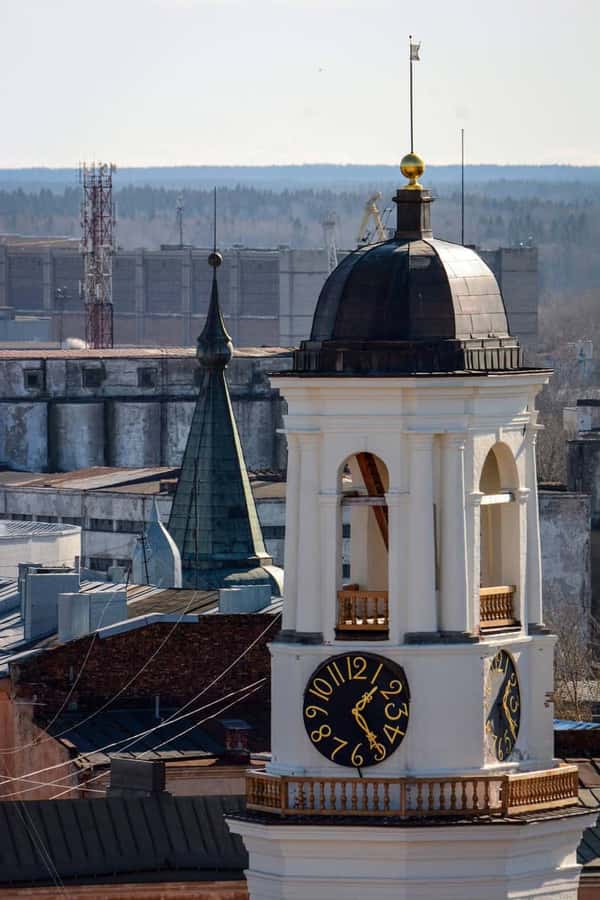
[
  {"x1": 311, "y1": 238, "x2": 509, "y2": 344},
  {"x1": 291, "y1": 186, "x2": 523, "y2": 376}
]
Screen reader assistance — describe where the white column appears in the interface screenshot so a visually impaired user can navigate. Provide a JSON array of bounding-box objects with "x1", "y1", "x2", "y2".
[
  {"x1": 281, "y1": 433, "x2": 300, "y2": 634},
  {"x1": 386, "y1": 490, "x2": 409, "y2": 643},
  {"x1": 467, "y1": 491, "x2": 483, "y2": 633},
  {"x1": 440, "y1": 434, "x2": 469, "y2": 633},
  {"x1": 295, "y1": 433, "x2": 322, "y2": 637},
  {"x1": 319, "y1": 491, "x2": 341, "y2": 643},
  {"x1": 526, "y1": 431, "x2": 544, "y2": 626},
  {"x1": 516, "y1": 487, "x2": 531, "y2": 631},
  {"x1": 406, "y1": 433, "x2": 437, "y2": 634}
]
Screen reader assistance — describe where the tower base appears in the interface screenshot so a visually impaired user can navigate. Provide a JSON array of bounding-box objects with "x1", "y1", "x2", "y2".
[{"x1": 228, "y1": 809, "x2": 594, "y2": 900}]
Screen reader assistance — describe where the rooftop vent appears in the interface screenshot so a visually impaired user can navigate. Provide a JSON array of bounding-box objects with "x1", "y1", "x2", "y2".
[
  {"x1": 108, "y1": 757, "x2": 167, "y2": 798},
  {"x1": 58, "y1": 589, "x2": 127, "y2": 643},
  {"x1": 218, "y1": 585, "x2": 272, "y2": 614}
]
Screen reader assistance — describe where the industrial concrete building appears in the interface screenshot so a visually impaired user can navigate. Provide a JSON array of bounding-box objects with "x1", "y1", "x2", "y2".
[
  {"x1": 0, "y1": 346, "x2": 291, "y2": 474},
  {"x1": 0, "y1": 467, "x2": 287, "y2": 574},
  {"x1": 0, "y1": 242, "x2": 538, "y2": 350},
  {"x1": 0, "y1": 467, "x2": 589, "y2": 623},
  {"x1": 566, "y1": 399, "x2": 600, "y2": 617}
]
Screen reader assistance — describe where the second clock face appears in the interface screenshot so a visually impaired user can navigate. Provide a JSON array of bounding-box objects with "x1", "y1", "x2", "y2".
[
  {"x1": 485, "y1": 649, "x2": 521, "y2": 762},
  {"x1": 303, "y1": 652, "x2": 410, "y2": 768}
]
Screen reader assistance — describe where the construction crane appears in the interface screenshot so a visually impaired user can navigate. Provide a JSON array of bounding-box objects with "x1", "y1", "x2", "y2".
[
  {"x1": 356, "y1": 192, "x2": 387, "y2": 246},
  {"x1": 322, "y1": 211, "x2": 338, "y2": 274}
]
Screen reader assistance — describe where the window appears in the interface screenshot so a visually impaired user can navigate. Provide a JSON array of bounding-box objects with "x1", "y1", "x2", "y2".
[
  {"x1": 262, "y1": 525, "x2": 285, "y2": 540},
  {"x1": 137, "y1": 367, "x2": 158, "y2": 388},
  {"x1": 342, "y1": 523, "x2": 351, "y2": 539},
  {"x1": 88, "y1": 557, "x2": 112, "y2": 572},
  {"x1": 38, "y1": 515, "x2": 58, "y2": 523},
  {"x1": 11, "y1": 514, "x2": 32, "y2": 521},
  {"x1": 61, "y1": 516, "x2": 82, "y2": 526},
  {"x1": 24, "y1": 369, "x2": 43, "y2": 390},
  {"x1": 88, "y1": 518, "x2": 114, "y2": 532},
  {"x1": 115, "y1": 519, "x2": 145, "y2": 534},
  {"x1": 83, "y1": 367, "x2": 104, "y2": 388},
  {"x1": 115, "y1": 558, "x2": 131, "y2": 569},
  {"x1": 342, "y1": 563, "x2": 351, "y2": 580}
]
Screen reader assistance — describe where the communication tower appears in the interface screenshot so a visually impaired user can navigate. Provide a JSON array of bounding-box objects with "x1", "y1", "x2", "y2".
[
  {"x1": 322, "y1": 210, "x2": 338, "y2": 274},
  {"x1": 176, "y1": 193, "x2": 184, "y2": 248},
  {"x1": 80, "y1": 162, "x2": 116, "y2": 348}
]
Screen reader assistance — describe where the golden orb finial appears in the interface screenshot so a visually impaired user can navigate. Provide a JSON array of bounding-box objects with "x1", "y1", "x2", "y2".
[{"x1": 400, "y1": 152, "x2": 425, "y2": 191}]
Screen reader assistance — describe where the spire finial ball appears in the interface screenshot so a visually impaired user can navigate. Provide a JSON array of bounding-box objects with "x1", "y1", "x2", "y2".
[
  {"x1": 208, "y1": 251, "x2": 223, "y2": 268},
  {"x1": 400, "y1": 152, "x2": 425, "y2": 191}
]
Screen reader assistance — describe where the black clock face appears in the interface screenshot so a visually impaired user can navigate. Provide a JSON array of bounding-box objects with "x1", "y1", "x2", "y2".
[
  {"x1": 485, "y1": 649, "x2": 521, "y2": 762},
  {"x1": 303, "y1": 652, "x2": 410, "y2": 768}
]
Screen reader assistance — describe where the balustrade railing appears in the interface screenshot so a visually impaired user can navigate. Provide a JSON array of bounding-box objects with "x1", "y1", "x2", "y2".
[
  {"x1": 336, "y1": 589, "x2": 389, "y2": 632},
  {"x1": 480, "y1": 585, "x2": 517, "y2": 628},
  {"x1": 246, "y1": 765, "x2": 579, "y2": 818}
]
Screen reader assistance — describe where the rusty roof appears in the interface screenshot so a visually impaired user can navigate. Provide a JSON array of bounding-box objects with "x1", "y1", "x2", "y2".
[
  {"x1": 0, "y1": 346, "x2": 292, "y2": 360},
  {"x1": 11, "y1": 466, "x2": 177, "y2": 491}
]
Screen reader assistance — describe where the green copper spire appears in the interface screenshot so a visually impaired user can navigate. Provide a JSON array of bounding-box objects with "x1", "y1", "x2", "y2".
[{"x1": 168, "y1": 248, "x2": 280, "y2": 593}]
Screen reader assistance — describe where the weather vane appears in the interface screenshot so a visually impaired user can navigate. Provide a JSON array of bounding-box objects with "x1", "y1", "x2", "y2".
[{"x1": 400, "y1": 36, "x2": 425, "y2": 191}]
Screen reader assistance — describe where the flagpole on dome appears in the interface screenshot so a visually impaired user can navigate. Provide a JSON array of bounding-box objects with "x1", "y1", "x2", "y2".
[
  {"x1": 409, "y1": 36, "x2": 420, "y2": 154},
  {"x1": 400, "y1": 38, "x2": 424, "y2": 192}
]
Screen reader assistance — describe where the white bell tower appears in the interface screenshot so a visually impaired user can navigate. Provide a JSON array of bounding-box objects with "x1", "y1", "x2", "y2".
[{"x1": 228, "y1": 158, "x2": 593, "y2": 899}]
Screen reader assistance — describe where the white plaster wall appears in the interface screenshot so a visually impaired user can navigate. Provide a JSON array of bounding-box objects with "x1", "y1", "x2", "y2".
[
  {"x1": 268, "y1": 635, "x2": 555, "y2": 779},
  {"x1": 268, "y1": 372, "x2": 551, "y2": 783},
  {"x1": 0, "y1": 526, "x2": 81, "y2": 577},
  {"x1": 230, "y1": 811, "x2": 592, "y2": 900}
]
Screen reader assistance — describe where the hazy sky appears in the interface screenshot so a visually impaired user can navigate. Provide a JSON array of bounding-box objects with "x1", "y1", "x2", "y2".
[{"x1": 2, "y1": 0, "x2": 598, "y2": 168}]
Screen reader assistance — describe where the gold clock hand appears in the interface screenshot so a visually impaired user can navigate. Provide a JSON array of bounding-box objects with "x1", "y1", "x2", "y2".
[
  {"x1": 351, "y1": 688, "x2": 386, "y2": 759},
  {"x1": 502, "y1": 682, "x2": 518, "y2": 741}
]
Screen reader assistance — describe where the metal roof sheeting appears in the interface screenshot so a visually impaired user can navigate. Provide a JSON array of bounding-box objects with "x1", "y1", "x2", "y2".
[
  {"x1": 554, "y1": 719, "x2": 600, "y2": 731},
  {"x1": 49, "y1": 708, "x2": 223, "y2": 766},
  {"x1": 0, "y1": 795, "x2": 247, "y2": 885}
]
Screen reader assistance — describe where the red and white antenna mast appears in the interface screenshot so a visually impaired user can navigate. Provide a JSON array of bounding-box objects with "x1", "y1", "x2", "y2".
[{"x1": 79, "y1": 161, "x2": 116, "y2": 348}]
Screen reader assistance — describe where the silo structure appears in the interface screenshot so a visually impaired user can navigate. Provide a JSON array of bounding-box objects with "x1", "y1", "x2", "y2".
[
  {"x1": 162, "y1": 400, "x2": 195, "y2": 466},
  {"x1": 48, "y1": 402, "x2": 105, "y2": 472},
  {"x1": 0, "y1": 403, "x2": 48, "y2": 472},
  {"x1": 107, "y1": 400, "x2": 162, "y2": 467}
]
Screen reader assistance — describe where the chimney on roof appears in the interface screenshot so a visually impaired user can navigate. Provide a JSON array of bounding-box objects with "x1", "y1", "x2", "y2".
[
  {"x1": 219, "y1": 719, "x2": 252, "y2": 764},
  {"x1": 107, "y1": 756, "x2": 168, "y2": 798},
  {"x1": 21, "y1": 566, "x2": 80, "y2": 640},
  {"x1": 218, "y1": 585, "x2": 272, "y2": 614}
]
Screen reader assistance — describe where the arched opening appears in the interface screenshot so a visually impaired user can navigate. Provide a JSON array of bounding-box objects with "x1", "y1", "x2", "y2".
[
  {"x1": 479, "y1": 443, "x2": 520, "y2": 630},
  {"x1": 337, "y1": 452, "x2": 389, "y2": 638}
]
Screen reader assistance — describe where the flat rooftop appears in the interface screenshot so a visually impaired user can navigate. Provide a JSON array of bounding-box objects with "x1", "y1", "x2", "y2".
[
  {"x1": 0, "y1": 466, "x2": 287, "y2": 499},
  {"x1": 0, "y1": 346, "x2": 292, "y2": 360}
]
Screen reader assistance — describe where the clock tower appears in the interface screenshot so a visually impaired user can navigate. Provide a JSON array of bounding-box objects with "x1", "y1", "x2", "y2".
[{"x1": 228, "y1": 158, "x2": 593, "y2": 899}]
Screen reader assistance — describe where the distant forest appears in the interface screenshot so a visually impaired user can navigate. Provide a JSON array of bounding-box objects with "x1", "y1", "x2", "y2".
[
  {"x1": 0, "y1": 164, "x2": 599, "y2": 341},
  {"x1": 0, "y1": 164, "x2": 599, "y2": 481}
]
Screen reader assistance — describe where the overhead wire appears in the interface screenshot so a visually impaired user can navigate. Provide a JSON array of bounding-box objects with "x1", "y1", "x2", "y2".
[
  {"x1": 0, "y1": 587, "x2": 204, "y2": 758},
  {"x1": 0, "y1": 598, "x2": 279, "y2": 791},
  {"x1": 48, "y1": 676, "x2": 267, "y2": 800},
  {"x1": 0, "y1": 580, "x2": 131, "y2": 756},
  {"x1": 1, "y1": 677, "x2": 267, "y2": 800}
]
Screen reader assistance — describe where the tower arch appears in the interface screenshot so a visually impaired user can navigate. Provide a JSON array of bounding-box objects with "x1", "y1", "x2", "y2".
[
  {"x1": 479, "y1": 442, "x2": 521, "y2": 629},
  {"x1": 337, "y1": 451, "x2": 390, "y2": 638}
]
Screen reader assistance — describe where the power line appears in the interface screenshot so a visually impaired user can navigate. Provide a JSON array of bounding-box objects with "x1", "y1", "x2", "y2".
[
  {"x1": 0, "y1": 576, "x2": 131, "y2": 756},
  {"x1": 0, "y1": 677, "x2": 266, "y2": 799},
  {"x1": 48, "y1": 676, "x2": 266, "y2": 800},
  {"x1": 0, "y1": 611, "x2": 279, "y2": 791},
  {"x1": 0, "y1": 588, "x2": 204, "y2": 759}
]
